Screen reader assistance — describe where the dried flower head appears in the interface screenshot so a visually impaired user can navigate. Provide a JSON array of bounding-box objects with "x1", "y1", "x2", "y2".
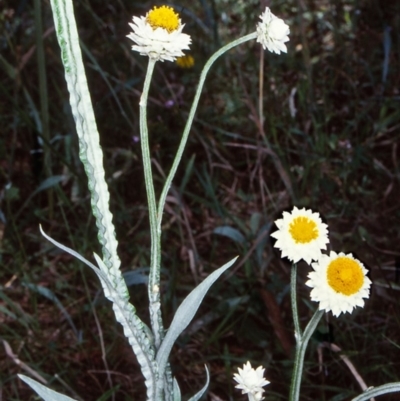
[
  {"x1": 256, "y1": 7, "x2": 290, "y2": 54},
  {"x1": 233, "y1": 361, "x2": 270, "y2": 401}
]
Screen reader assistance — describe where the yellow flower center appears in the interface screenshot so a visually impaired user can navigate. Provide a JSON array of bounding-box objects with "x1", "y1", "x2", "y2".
[
  {"x1": 176, "y1": 54, "x2": 195, "y2": 68},
  {"x1": 289, "y1": 216, "x2": 319, "y2": 244},
  {"x1": 146, "y1": 6, "x2": 180, "y2": 33},
  {"x1": 327, "y1": 257, "x2": 364, "y2": 295}
]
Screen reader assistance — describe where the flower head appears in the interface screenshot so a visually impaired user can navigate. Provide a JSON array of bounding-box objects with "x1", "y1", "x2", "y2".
[
  {"x1": 256, "y1": 7, "x2": 290, "y2": 54},
  {"x1": 127, "y1": 5, "x2": 191, "y2": 62},
  {"x1": 233, "y1": 361, "x2": 270, "y2": 401},
  {"x1": 176, "y1": 54, "x2": 195, "y2": 68},
  {"x1": 306, "y1": 251, "x2": 372, "y2": 317},
  {"x1": 271, "y1": 206, "x2": 329, "y2": 264}
]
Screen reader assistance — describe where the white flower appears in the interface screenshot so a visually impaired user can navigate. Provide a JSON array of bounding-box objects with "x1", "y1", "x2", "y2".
[
  {"x1": 127, "y1": 5, "x2": 191, "y2": 62},
  {"x1": 306, "y1": 251, "x2": 372, "y2": 317},
  {"x1": 256, "y1": 7, "x2": 290, "y2": 54},
  {"x1": 233, "y1": 361, "x2": 270, "y2": 401},
  {"x1": 271, "y1": 206, "x2": 329, "y2": 264}
]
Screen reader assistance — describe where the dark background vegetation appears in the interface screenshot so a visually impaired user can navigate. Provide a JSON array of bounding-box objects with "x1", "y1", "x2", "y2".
[{"x1": 1, "y1": 0, "x2": 400, "y2": 399}]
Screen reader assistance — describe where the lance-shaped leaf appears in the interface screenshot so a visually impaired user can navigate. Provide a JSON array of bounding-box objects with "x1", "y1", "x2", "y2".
[
  {"x1": 172, "y1": 378, "x2": 181, "y2": 401},
  {"x1": 18, "y1": 375, "x2": 78, "y2": 401},
  {"x1": 187, "y1": 365, "x2": 210, "y2": 401},
  {"x1": 94, "y1": 254, "x2": 158, "y2": 398},
  {"x1": 351, "y1": 383, "x2": 400, "y2": 401},
  {"x1": 49, "y1": 0, "x2": 127, "y2": 300},
  {"x1": 156, "y1": 257, "x2": 238, "y2": 379},
  {"x1": 40, "y1": 228, "x2": 157, "y2": 401}
]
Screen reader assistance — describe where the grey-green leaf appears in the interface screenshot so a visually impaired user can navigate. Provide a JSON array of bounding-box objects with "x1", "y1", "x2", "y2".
[
  {"x1": 187, "y1": 365, "x2": 210, "y2": 401},
  {"x1": 35, "y1": 175, "x2": 66, "y2": 193},
  {"x1": 18, "y1": 375, "x2": 78, "y2": 401},
  {"x1": 40, "y1": 227, "x2": 157, "y2": 401},
  {"x1": 213, "y1": 226, "x2": 246, "y2": 244},
  {"x1": 173, "y1": 378, "x2": 181, "y2": 401},
  {"x1": 49, "y1": 0, "x2": 127, "y2": 300},
  {"x1": 156, "y1": 256, "x2": 238, "y2": 377},
  {"x1": 351, "y1": 383, "x2": 400, "y2": 401}
]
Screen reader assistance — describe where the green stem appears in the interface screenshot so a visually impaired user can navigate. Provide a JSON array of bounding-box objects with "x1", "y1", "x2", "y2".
[
  {"x1": 289, "y1": 262, "x2": 324, "y2": 401},
  {"x1": 351, "y1": 382, "x2": 400, "y2": 401},
  {"x1": 289, "y1": 308, "x2": 324, "y2": 401},
  {"x1": 156, "y1": 32, "x2": 257, "y2": 229},
  {"x1": 291, "y1": 264, "x2": 302, "y2": 339},
  {"x1": 139, "y1": 58, "x2": 163, "y2": 349}
]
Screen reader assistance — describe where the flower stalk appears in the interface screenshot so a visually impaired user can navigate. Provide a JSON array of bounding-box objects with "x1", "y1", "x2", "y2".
[
  {"x1": 291, "y1": 264, "x2": 302, "y2": 339},
  {"x1": 139, "y1": 33, "x2": 259, "y2": 350},
  {"x1": 157, "y1": 32, "x2": 257, "y2": 229},
  {"x1": 139, "y1": 58, "x2": 165, "y2": 349},
  {"x1": 289, "y1": 263, "x2": 324, "y2": 401}
]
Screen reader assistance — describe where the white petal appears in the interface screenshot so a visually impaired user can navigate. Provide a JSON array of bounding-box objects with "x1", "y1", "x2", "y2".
[
  {"x1": 127, "y1": 13, "x2": 191, "y2": 62},
  {"x1": 233, "y1": 362, "x2": 270, "y2": 399},
  {"x1": 256, "y1": 7, "x2": 290, "y2": 55}
]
